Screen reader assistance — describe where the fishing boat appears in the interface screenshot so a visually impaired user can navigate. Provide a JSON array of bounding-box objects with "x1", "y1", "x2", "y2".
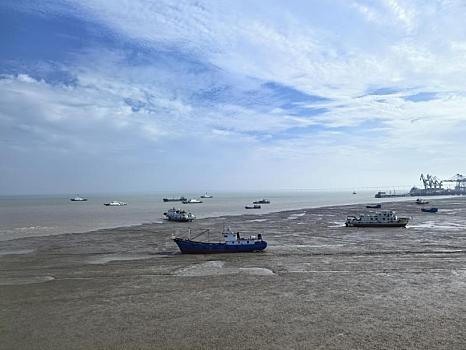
[
  {"x1": 70, "y1": 195, "x2": 87, "y2": 202},
  {"x1": 353, "y1": 191, "x2": 357, "y2": 195},
  {"x1": 200, "y1": 193, "x2": 213, "y2": 198},
  {"x1": 421, "y1": 207, "x2": 438, "y2": 213},
  {"x1": 345, "y1": 210, "x2": 409, "y2": 227},
  {"x1": 173, "y1": 226, "x2": 267, "y2": 254},
  {"x1": 164, "y1": 208, "x2": 195, "y2": 222},
  {"x1": 182, "y1": 198, "x2": 203, "y2": 204},
  {"x1": 416, "y1": 198, "x2": 429, "y2": 205},
  {"x1": 245, "y1": 204, "x2": 261, "y2": 209},
  {"x1": 253, "y1": 199, "x2": 270, "y2": 204},
  {"x1": 163, "y1": 196, "x2": 187, "y2": 202},
  {"x1": 366, "y1": 204, "x2": 382, "y2": 209},
  {"x1": 104, "y1": 201, "x2": 127, "y2": 206}
]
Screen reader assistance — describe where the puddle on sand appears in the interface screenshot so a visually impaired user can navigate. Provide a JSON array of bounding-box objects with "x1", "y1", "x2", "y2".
[
  {"x1": 410, "y1": 221, "x2": 464, "y2": 231},
  {"x1": 239, "y1": 267, "x2": 275, "y2": 275},
  {"x1": 287, "y1": 213, "x2": 306, "y2": 220},
  {"x1": 87, "y1": 254, "x2": 153, "y2": 264},
  {"x1": 0, "y1": 276, "x2": 55, "y2": 286},
  {"x1": 174, "y1": 261, "x2": 275, "y2": 277},
  {"x1": 328, "y1": 221, "x2": 345, "y2": 228}
]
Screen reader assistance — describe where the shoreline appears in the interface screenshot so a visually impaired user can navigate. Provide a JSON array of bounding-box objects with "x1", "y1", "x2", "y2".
[
  {"x1": 1, "y1": 195, "x2": 464, "y2": 252},
  {"x1": 3, "y1": 194, "x2": 461, "y2": 244}
]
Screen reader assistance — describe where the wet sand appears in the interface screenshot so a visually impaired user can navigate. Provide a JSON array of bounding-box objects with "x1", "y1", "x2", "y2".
[{"x1": 1, "y1": 198, "x2": 466, "y2": 349}]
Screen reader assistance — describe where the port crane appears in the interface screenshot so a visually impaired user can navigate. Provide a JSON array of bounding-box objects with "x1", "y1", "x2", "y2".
[
  {"x1": 376, "y1": 172, "x2": 466, "y2": 198},
  {"x1": 420, "y1": 174, "x2": 443, "y2": 190},
  {"x1": 442, "y1": 173, "x2": 466, "y2": 190}
]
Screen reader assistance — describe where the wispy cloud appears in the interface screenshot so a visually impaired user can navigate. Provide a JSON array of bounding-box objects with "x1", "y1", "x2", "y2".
[{"x1": 2, "y1": 0, "x2": 466, "y2": 193}]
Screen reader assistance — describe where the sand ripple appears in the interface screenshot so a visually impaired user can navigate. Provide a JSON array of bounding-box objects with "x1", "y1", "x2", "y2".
[{"x1": 87, "y1": 254, "x2": 153, "y2": 264}]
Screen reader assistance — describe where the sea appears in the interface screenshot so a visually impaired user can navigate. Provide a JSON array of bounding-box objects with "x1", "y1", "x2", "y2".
[{"x1": 0, "y1": 190, "x2": 413, "y2": 241}]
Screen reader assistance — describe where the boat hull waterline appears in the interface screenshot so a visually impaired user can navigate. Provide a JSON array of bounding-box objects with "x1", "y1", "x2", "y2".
[{"x1": 345, "y1": 222, "x2": 408, "y2": 227}]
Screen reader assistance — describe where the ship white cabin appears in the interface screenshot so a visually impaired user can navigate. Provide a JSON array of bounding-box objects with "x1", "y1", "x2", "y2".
[{"x1": 222, "y1": 227, "x2": 263, "y2": 245}]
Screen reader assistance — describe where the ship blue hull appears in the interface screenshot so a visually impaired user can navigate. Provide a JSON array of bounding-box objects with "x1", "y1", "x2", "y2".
[{"x1": 173, "y1": 238, "x2": 267, "y2": 254}]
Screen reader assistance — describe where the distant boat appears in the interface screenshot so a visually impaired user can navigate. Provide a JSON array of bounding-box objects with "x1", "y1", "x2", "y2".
[
  {"x1": 182, "y1": 198, "x2": 203, "y2": 204},
  {"x1": 164, "y1": 208, "x2": 195, "y2": 222},
  {"x1": 245, "y1": 204, "x2": 261, "y2": 209},
  {"x1": 421, "y1": 207, "x2": 438, "y2": 213},
  {"x1": 104, "y1": 201, "x2": 127, "y2": 206},
  {"x1": 353, "y1": 191, "x2": 357, "y2": 194},
  {"x1": 415, "y1": 198, "x2": 429, "y2": 205},
  {"x1": 345, "y1": 211, "x2": 409, "y2": 227},
  {"x1": 173, "y1": 226, "x2": 267, "y2": 254},
  {"x1": 253, "y1": 199, "x2": 270, "y2": 204},
  {"x1": 70, "y1": 195, "x2": 87, "y2": 202},
  {"x1": 366, "y1": 204, "x2": 382, "y2": 209},
  {"x1": 163, "y1": 196, "x2": 187, "y2": 202},
  {"x1": 200, "y1": 193, "x2": 213, "y2": 198},
  {"x1": 375, "y1": 191, "x2": 409, "y2": 198}
]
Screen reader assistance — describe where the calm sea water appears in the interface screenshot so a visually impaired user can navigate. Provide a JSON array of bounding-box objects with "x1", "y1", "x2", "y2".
[{"x1": 0, "y1": 190, "x2": 410, "y2": 241}]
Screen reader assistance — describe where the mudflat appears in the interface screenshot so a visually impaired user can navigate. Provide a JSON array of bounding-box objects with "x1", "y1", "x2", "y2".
[{"x1": 1, "y1": 199, "x2": 466, "y2": 349}]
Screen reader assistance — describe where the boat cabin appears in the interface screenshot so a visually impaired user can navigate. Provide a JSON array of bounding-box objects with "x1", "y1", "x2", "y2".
[{"x1": 222, "y1": 227, "x2": 263, "y2": 245}]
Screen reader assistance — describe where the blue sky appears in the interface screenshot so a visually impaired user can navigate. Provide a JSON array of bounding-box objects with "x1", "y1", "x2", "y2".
[{"x1": 1, "y1": 0, "x2": 466, "y2": 194}]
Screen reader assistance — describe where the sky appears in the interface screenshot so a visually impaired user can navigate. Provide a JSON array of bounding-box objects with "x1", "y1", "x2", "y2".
[{"x1": 1, "y1": 0, "x2": 466, "y2": 194}]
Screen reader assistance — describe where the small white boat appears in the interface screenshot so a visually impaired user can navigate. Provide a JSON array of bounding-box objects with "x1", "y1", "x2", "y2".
[
  {"x1": 104, "y1": 201, "x2": 127, "y2": 206},
  {"x1": 182, "y1": 199, "x2": 203, "y2": 204},
  {"x1": 70, "y1": 195, "x2": 87, "y2": 202},
  {"x1": 200, "y1": 193, "x2": 213, "y2": 198}
]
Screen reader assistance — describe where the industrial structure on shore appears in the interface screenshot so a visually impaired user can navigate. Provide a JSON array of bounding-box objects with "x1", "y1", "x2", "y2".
[{"x1": 375, "y1": 173, "x2": 466, "y2": 198}]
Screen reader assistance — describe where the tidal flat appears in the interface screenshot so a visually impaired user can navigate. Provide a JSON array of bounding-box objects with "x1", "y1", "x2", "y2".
[{"x1": 1, "y1": 199, "x2": 466, "y2": 349}]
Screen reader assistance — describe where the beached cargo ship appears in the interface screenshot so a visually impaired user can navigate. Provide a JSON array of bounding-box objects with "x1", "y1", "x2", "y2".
[{"x1": 345, "y1": 211, "x2": 409, "y2": 227}]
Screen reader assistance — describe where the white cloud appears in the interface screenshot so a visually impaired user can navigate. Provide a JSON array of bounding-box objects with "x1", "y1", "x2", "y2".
[{"x1": 3, "y1": 0, "x2": 466, "y2": 191}]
